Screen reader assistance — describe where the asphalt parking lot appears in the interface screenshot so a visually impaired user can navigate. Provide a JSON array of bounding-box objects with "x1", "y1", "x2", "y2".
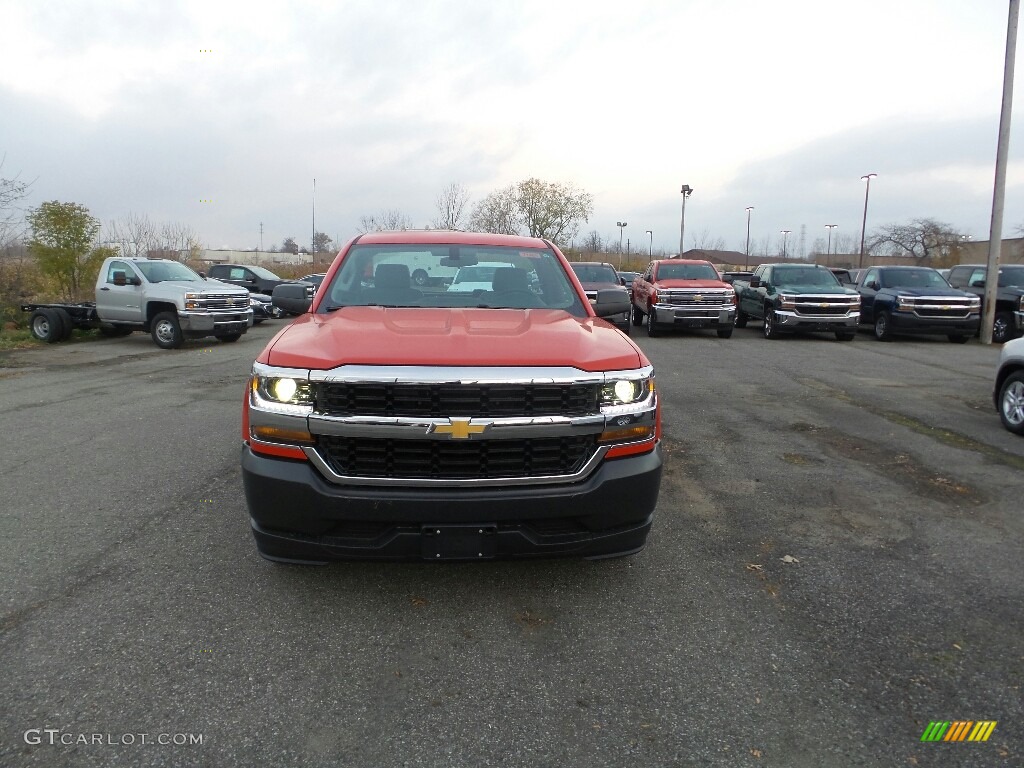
[{"x1": 0, "y1": 321, "x2": 1021, "y2": 767}]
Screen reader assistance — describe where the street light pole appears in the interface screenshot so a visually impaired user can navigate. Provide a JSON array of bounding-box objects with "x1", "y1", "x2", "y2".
[
  {"x1": 859, "y1": 173, "x2": 877, "y2": 268},
  {"x1": 645, "y1": 230, "x2": 653, "y2": 257},
  {"x1": 617, "y1": 221, "x2": 627, "y2": 270},
  {"x1": 825, "y1": 224, "x2": 838, "y2": 258},
  {"x1": 745, "y1": 206, "x2": 754, "y2": 268},
  {"x1": 679, "y1": 185, "x2": 693, "y2": 256},
  {"x1": 781, "y1": 230, "x2": 791, "y2": 258}
]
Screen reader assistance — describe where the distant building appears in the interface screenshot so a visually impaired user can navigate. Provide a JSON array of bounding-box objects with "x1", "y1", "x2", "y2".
[{"x1": 197, "y1": 249, "x2": 313, "y2": 266}]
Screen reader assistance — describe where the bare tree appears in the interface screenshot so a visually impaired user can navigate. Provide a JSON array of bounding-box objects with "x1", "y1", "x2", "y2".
[
  {"x1": 692, "y1": 228, "x2": 726, "y2": 251},
  {"x1": 0, "y1": 157, "x2": 31, "y2": 250},
  {"x1": 281, "y1": 237, "x2": 299, "y2": 254},
  {"x1": 107, "y1": 212, "x2": 157, "y2": 258},
  {"x1": 357, "y1": 209, "x2": 413, "y2": 233},
  {"x1": 431, "y1": 183, "x2": 470, "y2": 230},
  {"x1": 580, "y1": 230, "x2": 603, "y2": 253},
  {"x1": 313, "y1": 232, "x2": 333, "y2": 253},
  {"x1": 468, "y1": 185, "x2": 521, "y2": 235},
  {"x1": 515, "y1": 178, "x2": 593, "y2": 245},
  {"x1": 867, "y1": 218, "x2": 967, "y2": 261}
]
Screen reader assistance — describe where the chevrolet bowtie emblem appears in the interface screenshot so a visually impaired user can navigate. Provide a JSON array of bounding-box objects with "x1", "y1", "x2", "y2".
[
  {"x1": 694, "y1": 295, "x2": 703, "y2": 302},
  {"x1": 431, "y1": 418, "x2": 487, "y2": 439}
]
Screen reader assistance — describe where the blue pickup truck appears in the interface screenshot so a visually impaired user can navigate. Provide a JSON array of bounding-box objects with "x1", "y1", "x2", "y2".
[{"x1": 856, "y1": 266, "x2": 980, "y2": 343}]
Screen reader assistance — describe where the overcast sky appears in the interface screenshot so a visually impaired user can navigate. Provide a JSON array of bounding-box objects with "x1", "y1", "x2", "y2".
[{"x1": 2, "y1": 0, "x2": 1023, "y2": 257}]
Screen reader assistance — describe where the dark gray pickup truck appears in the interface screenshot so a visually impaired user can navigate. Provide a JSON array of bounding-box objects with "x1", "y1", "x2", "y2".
[{"x1": 947, "y1": 263, "x2": 1024, "y2": 343}]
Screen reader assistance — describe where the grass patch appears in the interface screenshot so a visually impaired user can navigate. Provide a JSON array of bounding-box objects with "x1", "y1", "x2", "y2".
[{"x1": 0, "y1": 329, "x2": 40, "y2": 351}]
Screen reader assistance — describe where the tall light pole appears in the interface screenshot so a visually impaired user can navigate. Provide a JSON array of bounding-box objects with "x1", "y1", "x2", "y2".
[
  {"x1": 744, "y1": 206, "x2": 754, "y2": 268},
  {"x1": 825, "y1": 224, "x2": 838, "y2": 258},
  {"x1": 780, "y1": 229, "x2": 791, "y2": 258},
  {"x1": 859, "y1": 173, "x2": 877, "y2": 268},
  {"x1": 645, "y1": 230, "x2": 653, "y2": 257},
  {"x1": 617, "y1": 221, "x2": 627, "y2": 270},
  {"x1": 678, "y1": 184, "x2": 693, "y2": 256}
]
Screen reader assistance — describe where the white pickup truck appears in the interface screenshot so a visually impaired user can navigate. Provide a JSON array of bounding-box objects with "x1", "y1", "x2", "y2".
[{"x1": 22, "y1": 257, "x2": 254, "y2": 349}]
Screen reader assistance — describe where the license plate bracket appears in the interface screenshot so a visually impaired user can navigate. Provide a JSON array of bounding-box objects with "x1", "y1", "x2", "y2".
[{"x1": 422, "y1": 525, "x2": 496, "y2": 560}]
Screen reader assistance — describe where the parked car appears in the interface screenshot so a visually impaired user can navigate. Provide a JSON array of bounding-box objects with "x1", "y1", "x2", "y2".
[
  {"x1": 856, "y1": 266, "x2": 980, "y2": 342},
  {"x1": 630, "y1": 259, "x2": 737, "y2": 338},
  {"x1": 241, "y1": 230, "x2": 658, "y2": 562},
  {"x1": 947, "y1": 263, "x2": 1024, "y2": 343},
  {"x1": 721, "y1": 270, "x2": 755, "y2": 285},
  {"x1": 617, "y1": 271, "x2": 641, "y2": 290},
  {"x1": 829, "y1": 267, "x2": 858, "y2": 286},
  {"x1": 571, "y1": 262, "x2": 630, "y2": 334},
  {"x1": 207, "y1": 263, "x2": 291, "y2": 294},
  {"x1": 249, "y1": 293, "x2": 283, "y2": 324},
  {"x1": 994, "y1": 336, "x2": 1024, "y2": 434},
  {"x1": 732, "y1": 264, "x2": 859, "y2": 340},
  {"x1": 298, "y1": 273, "x2": 327, "y2": 291}
]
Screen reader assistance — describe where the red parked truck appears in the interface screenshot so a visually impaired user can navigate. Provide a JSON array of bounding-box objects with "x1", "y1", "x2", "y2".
[
  {"x1": 630, "y1": 259, "x2": 736, "y2": 337},
  {"x1": 242, "y1": 231, "x2": 663, "y2": 563}
]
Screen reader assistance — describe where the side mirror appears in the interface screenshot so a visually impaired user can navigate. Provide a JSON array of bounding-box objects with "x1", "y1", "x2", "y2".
[
  {"x1": 198, "y1": 271, "x2": 207, "y2": 278},
  {"x1": 749, "y1": 276, "x2": 761, "y2": 288},
  {"x1": 112, "y1": 271, "x2": 126, "y2": 286},
  {"x1": 866, "y1": 280, "x2": 880, "y2": 291},
  {"x1": 971, "y1": 279, "x2": 985, "y2": 288},
  {"x1": 593, "y1": 288, "x2": 630, "y2": 318},
  {"x1": 619, "y1": 277, "x2": 627, "y2": 286},
  {"x1": 272, "y1": 282, "x2": 313, "y2": 315}
]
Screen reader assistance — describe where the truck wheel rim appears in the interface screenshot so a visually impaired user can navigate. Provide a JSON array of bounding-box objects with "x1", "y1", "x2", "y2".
[
  {"x1": 994, "y1": 316, "x2": 1008, "y2": 342},
  {"x1": 33, "y1": 316, "x2": 49, "y2": 336},
  {"x1": 155, "y1": 320, "x2": 175, "y2": 343},
  {"x1": 875, "y1": 316, "x2": 886, "y2": 337},
  {"x1": 1004, "y1": 381, "x2": 1024, "y2": 426}
]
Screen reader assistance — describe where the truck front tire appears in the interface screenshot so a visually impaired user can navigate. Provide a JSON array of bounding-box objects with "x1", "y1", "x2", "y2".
[
  {"x1": 646, "y1": 307, "x2": 659, "y2": 337},
  {"x1": 874, "y1": 311, "x2": 892, "y2": 341},
  {"x1": 734, "y1": 308, "x2": 748, "y2": 328},
  {"x1": 993, "y1": 311, "x2": 1015, "y2": 344},
  {"x1": 763, "y1": 307, "x2": 780, "y2": 339},
  {"x1": 151, "y1": 312, "x2": 184, "y2": 349},
  {"x1": 631, "y1": 305, "x2": 643, "y2": 326}
]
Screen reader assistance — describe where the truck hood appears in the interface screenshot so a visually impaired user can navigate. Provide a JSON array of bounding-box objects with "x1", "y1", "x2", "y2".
[
  {"x1": 154, "y1": 279, "x2": 249, "y2": 296},
  {"x1": 777, "y1": 284, "x2": 857, "y2": 295},
  {"x1": 654, "y1": 279, "x2": 729, "y2": 289},
  {"x1": 264, "y1": 307, "x2": 644, "y2": 371},
  {"x1": 880, "y1": 287, "x2": 972, "y2": 298}
]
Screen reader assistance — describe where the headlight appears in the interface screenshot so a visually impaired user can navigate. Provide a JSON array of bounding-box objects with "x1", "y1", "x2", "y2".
[
  {"x1": 779, "y1": 294, "x2": 796, "y2": 309},
  {"x1": 600, "y1": 376, "x2": 653, "y2": 408},
  {"x1": 969, "y1": 296, "x2": 981, "y2": 307},
  {"x1": 1019, "y1": 296, "x2": 1024, "y2": 311},
  {"x1": 250, "y1": 297, "x2": 260, "y2": 307},
  {"x1": 897, "y1": 298, "x2": 916, "y2": 311},
  {"x1": 253, "y1": 374, "x2": 313, "y2": 406}
]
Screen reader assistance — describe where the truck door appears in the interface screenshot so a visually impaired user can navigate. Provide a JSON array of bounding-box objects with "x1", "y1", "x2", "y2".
[
  {"x1": 96, "y1": 260, "x2": 144, "y2": 322},
  {"x1": 858, "y1": 268, "x2": 881, "y2": 321}
]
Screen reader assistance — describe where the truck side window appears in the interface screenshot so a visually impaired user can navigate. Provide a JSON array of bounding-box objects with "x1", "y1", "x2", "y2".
[
  {"x1": 106, "y1": 260, "x2": 138, "y2": 284},
  {"x1": 862, "y1": 269, "x2": 879, "y2": 288},
  {"x1": 967, "y1": 268, "x2": 986, "y2": 287},
  {"x1": 229, "y1": 267, "x2": 247, "y2": 280}
]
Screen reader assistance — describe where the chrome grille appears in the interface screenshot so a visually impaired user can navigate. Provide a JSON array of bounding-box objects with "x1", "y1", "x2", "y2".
[
  {"x1": 792, "y1": 296, "x2": 858, "y2": 316},
  {"x1": 659, "y1": 291, "x2": 732, "y2": 306},
  {"x1": 201, "y1": 293, "x2": 250, "y2": 310}
]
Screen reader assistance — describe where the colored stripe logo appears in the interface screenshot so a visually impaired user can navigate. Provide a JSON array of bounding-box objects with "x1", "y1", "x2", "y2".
[{"x1": 920, "y1": 721, "x2": 997, "y2": 742}]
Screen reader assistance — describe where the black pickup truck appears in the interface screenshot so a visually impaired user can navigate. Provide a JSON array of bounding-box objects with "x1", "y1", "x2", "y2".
[
  {"x1": 207, "y1": 263, "x2": 291, "y2": 294},
  {"x1": 947, "y1": 264, "x2": 1024, "y2": 343},
  {"x1": 856, "y1": 265, "x2": 980, "y2": 342}
]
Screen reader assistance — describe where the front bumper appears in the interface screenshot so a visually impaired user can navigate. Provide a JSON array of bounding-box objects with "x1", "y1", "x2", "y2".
[
  {"x1": 651, "y1": 303, "x2": 735, "y2": 328},
  {"x1": 178, "y1": 309, "x2": 254, "y2": 333},
  {"x1": 888, "y1": 310, "x2": 980, "y2": 336},
  {"x1": 774, "y1": 310, "x2": 858, "y2": 332},
  {"x1": 242, "y1": 443, "x2": 663, "y2": 562}
]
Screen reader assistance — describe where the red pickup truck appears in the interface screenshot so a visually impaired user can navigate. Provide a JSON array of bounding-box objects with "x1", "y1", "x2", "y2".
[
  {"x1": 242, "y1": 231, "x2": 663, "y2": 563},
  {"x1": 630, "y1": 259, "x2": 736, "y2": 338}
]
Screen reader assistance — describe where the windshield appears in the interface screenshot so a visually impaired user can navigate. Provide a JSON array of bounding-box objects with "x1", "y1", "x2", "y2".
[
  {"x1": 318, "y1": 244, "x2": 588, "y2": 314},
  {"x1": 881, "y1": 269, "x2": 949, "y2": 289},
  {"x1": 135, "y1": 261, "x2": 204, "y2": 283},
  {"x1": 656, "y1": 263, "x2": 719, "y2": 280},
  {"x1": 570, "y1": 264, "x2": 619, "y2": 283},
  {"x1": 998, "y1": 267, "x2": 1024, "y2": 287},
  {"x1": 772, "y1": 268, "x2": 840, "y2": 288},
  {"x1": 249, "y1": 265, "x2": 281, "y2": 280}
]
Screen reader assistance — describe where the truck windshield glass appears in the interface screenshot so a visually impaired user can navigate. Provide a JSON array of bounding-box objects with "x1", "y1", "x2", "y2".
[
  {"x1": 656, "y1": 263, "x2": 719, "y2": 280},
  {"x1": 249, "y1": 266, "x2": 281, "y2": 280},
  {"x1": 772, "y1": 268, "x2": 840, "y2": 287},
  {"x1": 135, "y1": 261, "x2": 204, "y2": 283},
  {"x1": 571, "y1": 264, "x2": 618, "y2": 283},
  {"x1": 998, "y1": 267, "x2": 1024, "y2": 287},
  {"x1": 319, "y1": 245, "x2": 588, "y2": 315},
  {"x1": 881, "y1": 269, "x2": 949, "y2": 289}
]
